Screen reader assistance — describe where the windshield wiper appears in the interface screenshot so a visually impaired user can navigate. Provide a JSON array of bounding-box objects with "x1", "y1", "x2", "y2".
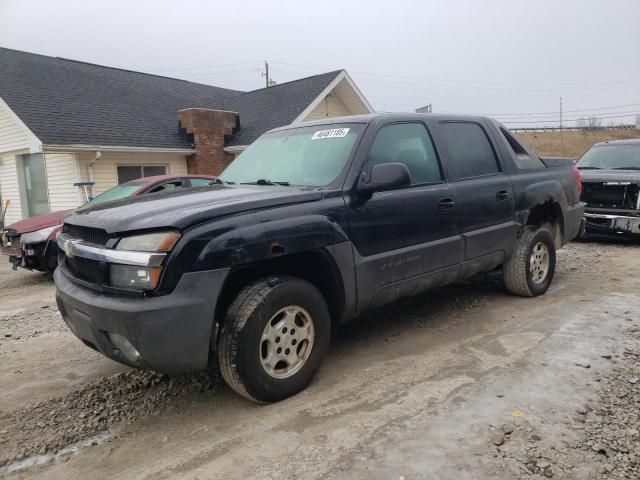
[
  {"x1": 214, "y1": 178, "x2": 235, "y2": 185},
  {"x1": 241, "y1": 179, "x2": 290, "y2": 186},
  {"x1": 612, "y1": 167, "x2": 640, "y2": 170},
  {"x1": 577, "y1": 166, "x2": 602, "y2": 170}
]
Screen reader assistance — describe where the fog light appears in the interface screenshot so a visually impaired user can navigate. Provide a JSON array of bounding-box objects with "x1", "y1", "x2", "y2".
[{"x1": 107, "y1": 332, "x2": 141, "y2": 363}]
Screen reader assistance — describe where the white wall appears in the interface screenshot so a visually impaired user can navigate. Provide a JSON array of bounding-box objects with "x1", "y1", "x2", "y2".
[
  {"x1": 0, "y1": 154, "x2": 24, "y2": 226},
  {"x1": 304, "y1": 92, "x2": 351, "y2": 122},
  {"x1": 77, "y1": 152, "x2": 188, "y2": 196},
  {"x1": 0, "y1": 104, "x2": 31, "y2": 154},
  {"x1": 45, "y1": 152, "x2": 82, "y2": 211},
  {"x1": 0, "y1": 99, "x2": 39, "y2": 225}
]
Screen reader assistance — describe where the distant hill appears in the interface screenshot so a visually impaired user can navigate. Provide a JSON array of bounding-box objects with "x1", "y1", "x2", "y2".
[{"x1": 514, "y1": 128, "x2": 640, "y2": 159}]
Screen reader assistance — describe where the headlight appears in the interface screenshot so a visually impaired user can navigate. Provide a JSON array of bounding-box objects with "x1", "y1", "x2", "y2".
[
  {"x1": 20, "y1": 225, "x2": 58, "y2": 245},
  {"x1": 116, "y1": 231, "x2": 180, "y2": 252},
  {"x1": 110, "y1": 265, "x2": 162, "y2": 290},
  {"x1": 109, "y1": 230, "x2": 180, "y2": 291}
]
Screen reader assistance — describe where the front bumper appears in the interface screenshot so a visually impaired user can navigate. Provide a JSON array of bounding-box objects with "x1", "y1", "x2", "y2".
[
  {"x1": 54, "y1": 266, "x2": 230, "y2": 373},
  {"x1": 1, "y1": 241, "x2": 58, "y2": 271},
  {"x1": 584, "y1": 212, "x2": 640, "y2": 236}
]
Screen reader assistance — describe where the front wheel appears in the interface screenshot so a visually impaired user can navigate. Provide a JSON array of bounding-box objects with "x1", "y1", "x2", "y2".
[
  {"x1": 217, "y1": 276, "x2": 331, "y2": 403},
  {"x1": 503, "y1": 227, "x2": 556, "y2": 297}
]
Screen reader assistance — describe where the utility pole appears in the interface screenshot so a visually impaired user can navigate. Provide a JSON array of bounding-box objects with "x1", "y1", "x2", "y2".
[{"x1": 559, "y1": 96, "x2": 565, "y2": 156}]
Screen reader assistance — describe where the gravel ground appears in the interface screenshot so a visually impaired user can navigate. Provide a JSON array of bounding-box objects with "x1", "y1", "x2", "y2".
[
  {"x1": 484, "y1": 240, "x2": 640, "y2": 480},
  {"x1": 0, "y1": 370, "x2": 224, "y2": 466},
  {"x1": 1, "y1": 240, "x2": 639, "y2": 478},
  {"x1": 575, "y1": 324, "x2": 640, "y2": 478},
  {"x1": 487, "y1": 322, "x2": 640, "y2": 479},
  {"x1": 0, "y1": 273, "x2": 492, "y2": 465},
  {"x1": 1, "y1": 305, "x2": 65, "y2": 344}
]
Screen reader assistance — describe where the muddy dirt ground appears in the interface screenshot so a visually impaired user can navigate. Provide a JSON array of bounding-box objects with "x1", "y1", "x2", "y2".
[{"x1": 1, "y1": 239, "x2": 639, "y2": 479}]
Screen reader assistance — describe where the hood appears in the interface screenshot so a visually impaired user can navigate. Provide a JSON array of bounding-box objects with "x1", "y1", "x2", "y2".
[
  {"x1": 6, "y1": 209, "x2": 73, "y2": 234},
  {"x1": 65, "y1": 185, "x2": 323, "y2": 234},
  {"x1": 580, "y1": 170, "x2": 640, "y2": 183}
]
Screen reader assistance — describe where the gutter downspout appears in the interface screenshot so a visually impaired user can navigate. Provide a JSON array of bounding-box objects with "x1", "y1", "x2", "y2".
[{"x1": 86, "y1": 151, "x2": 101, "y2": 199}]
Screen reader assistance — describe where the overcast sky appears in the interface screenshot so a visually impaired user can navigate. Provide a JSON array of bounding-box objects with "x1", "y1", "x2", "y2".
[{"x1": 1, "y1": 0, "x2": 638, "y2": 127}]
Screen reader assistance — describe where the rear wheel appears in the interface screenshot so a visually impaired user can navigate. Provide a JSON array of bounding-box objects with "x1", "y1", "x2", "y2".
[
  {"x1": 217, "y1": 276, "x2": 330, "y2": 403},
  {"x1": 503, "y1": 227, "x2": 556, "y2": 297}
]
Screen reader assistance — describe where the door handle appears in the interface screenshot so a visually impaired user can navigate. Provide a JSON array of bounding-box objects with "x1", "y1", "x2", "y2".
[
  {"x1": 496, "y1": 189, "x2": 510, "y2": 201},
  {"x1": 438, "y1": 197, "x2": 456, "y2": 212}
]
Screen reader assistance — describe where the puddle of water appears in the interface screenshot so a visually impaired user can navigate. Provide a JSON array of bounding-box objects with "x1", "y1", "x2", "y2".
[{"x1": 3, "y1": 431, "x2": 111, "y2": 474}]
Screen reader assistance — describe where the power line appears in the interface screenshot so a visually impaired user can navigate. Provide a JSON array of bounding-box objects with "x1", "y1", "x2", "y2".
[
  {"x1": 270, "y1": 60, "x2": 639, "y2": 88},
  {"x1": 484, "y1": 102, "x2": 640, "y2": 117},
  {"x1": 497, "y1": 110, "x2": 640, "y2": 122},
  {"x1": 502, "y1": 112, "x2": 640, "y2": 125},
  {"x1": 355, "y1": 78, "x2": 638, "y2": 97},
  {"x1": 151, "y1": 61, "x2": 262, "y2": 73}
]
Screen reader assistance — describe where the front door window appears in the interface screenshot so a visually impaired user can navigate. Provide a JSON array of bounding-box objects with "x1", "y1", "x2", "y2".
[{"x1": 21, "y1": 153, "x2": 49, "y2": 216}]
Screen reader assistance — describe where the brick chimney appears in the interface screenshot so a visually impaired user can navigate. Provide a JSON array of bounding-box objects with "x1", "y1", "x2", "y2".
[{"x1": 178, "y1": 108, "x2": 239, "y2": 176}]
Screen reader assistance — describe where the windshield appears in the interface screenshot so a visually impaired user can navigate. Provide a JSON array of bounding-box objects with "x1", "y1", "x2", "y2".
[
  {"x1": 84, "y1": 183, "x2": 142, "y2": 207},
  {"x1": 219, "y1": 124, "x2": 364, "y2": 187},
  {"x1": 577, "y1": 144, "x2": 640, "y2": 170}
]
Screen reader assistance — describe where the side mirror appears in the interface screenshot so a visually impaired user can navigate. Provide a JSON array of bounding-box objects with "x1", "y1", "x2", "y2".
[{"x1": 359, "y1": 162, "x2": 412, "y2": 193}]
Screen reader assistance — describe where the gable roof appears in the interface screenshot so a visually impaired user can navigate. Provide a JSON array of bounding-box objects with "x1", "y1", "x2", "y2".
[
  {"x1": 222, "y1": 70, "x2": 343, "y2": 146},
  {"x1": 0, "y1": 47, "x2": 346, "y2": 150}
]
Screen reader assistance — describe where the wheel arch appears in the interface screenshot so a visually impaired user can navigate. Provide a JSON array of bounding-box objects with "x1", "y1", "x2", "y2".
[
  {"x1": 522, "y1": 201, "x2": 565, "y2": 249},
  {"x1": 215, "y1": 248, "x2": 347, "y2": 329},
  {"x1": 515, "y1": 181, "x2": 568, "y2": 248}
]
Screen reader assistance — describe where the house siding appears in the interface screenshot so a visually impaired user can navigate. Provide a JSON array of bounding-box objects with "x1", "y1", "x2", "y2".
[
  {"x1": 304, "y1": 93, "x2": 351, "y2": 121},
  {"x1": 0, "y1": 99, "x2": 34, "y2": 154},
  {"x1": 45, "y1": 152, "x2": 81, "y2": 211},
  {"x1": 77, "y1": 152, "x2": 188, "y2": 196},
  {"x1": 0, "y1": 154, "x2": 23, "y2": 225}
]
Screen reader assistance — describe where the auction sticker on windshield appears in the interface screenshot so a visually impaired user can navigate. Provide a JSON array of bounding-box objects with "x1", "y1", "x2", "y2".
[{"x1": 311, "y1": 128, "x2": 350, "y2": 140}]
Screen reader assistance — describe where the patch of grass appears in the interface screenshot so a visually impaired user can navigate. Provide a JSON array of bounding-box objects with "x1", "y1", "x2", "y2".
[{"x1": 514, "y1": 129, "x2": 640, "y2": 159}]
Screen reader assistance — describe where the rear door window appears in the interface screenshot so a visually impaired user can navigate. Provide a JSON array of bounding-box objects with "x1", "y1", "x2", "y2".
[{"x1": 439, "y1": 122, "x2": 501, "y2": 180}]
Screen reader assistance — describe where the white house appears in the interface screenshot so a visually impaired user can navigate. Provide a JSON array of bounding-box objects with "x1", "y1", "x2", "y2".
[{"x1": 0, "y1": 48, "x2": 373, "y2": 225}]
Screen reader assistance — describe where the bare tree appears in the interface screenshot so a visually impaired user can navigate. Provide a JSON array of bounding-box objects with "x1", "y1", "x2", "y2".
[{"x1": 578, "y1": 116, "x2": 602, "y2": 130}]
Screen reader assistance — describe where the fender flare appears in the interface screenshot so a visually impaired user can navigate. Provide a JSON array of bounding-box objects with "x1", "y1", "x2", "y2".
[
  {"x1": 515, "y1": 181, "x2": 568, "y2": 243},
  {"x1": 195, "y1": 214, "x2": 350, "y2": 269}
]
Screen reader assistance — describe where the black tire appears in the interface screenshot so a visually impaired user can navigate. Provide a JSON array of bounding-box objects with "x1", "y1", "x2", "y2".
[
  {"x1": 503, "y1": 227, "x2": 556, "y2": 297},
  {"x1": 217, "y1": 276, "x2": 331, "y2": 403}
]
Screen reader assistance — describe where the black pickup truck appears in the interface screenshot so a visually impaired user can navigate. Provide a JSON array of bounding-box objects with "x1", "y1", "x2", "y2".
[{"x1": 54, "y1": 114, "x2": 584, "y2": 402}]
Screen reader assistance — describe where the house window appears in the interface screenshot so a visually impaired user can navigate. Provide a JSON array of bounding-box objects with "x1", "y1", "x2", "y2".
[{"x1": 116, "y1": 165, "x2": 167, "y2": 184}]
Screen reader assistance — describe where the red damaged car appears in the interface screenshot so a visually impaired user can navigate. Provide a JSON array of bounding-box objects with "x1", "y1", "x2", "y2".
[{"x1": 1, "y1": 175, "x2": 216, "y2": 272}]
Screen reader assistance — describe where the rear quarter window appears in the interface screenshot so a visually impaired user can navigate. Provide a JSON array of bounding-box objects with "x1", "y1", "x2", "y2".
[{"x1": 500, "y1": 128, "x2": 545, "y2": 170}]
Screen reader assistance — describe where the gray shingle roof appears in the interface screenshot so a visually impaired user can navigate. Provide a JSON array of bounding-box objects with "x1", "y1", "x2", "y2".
[{"x1": 0, "y1": 47, "x2": 343, "y2": 149}]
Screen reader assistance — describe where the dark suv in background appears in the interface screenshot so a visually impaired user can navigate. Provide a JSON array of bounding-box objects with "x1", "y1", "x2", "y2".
[{"x1": 577, "y1": 139, "x2": 640, "y2": 237}]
